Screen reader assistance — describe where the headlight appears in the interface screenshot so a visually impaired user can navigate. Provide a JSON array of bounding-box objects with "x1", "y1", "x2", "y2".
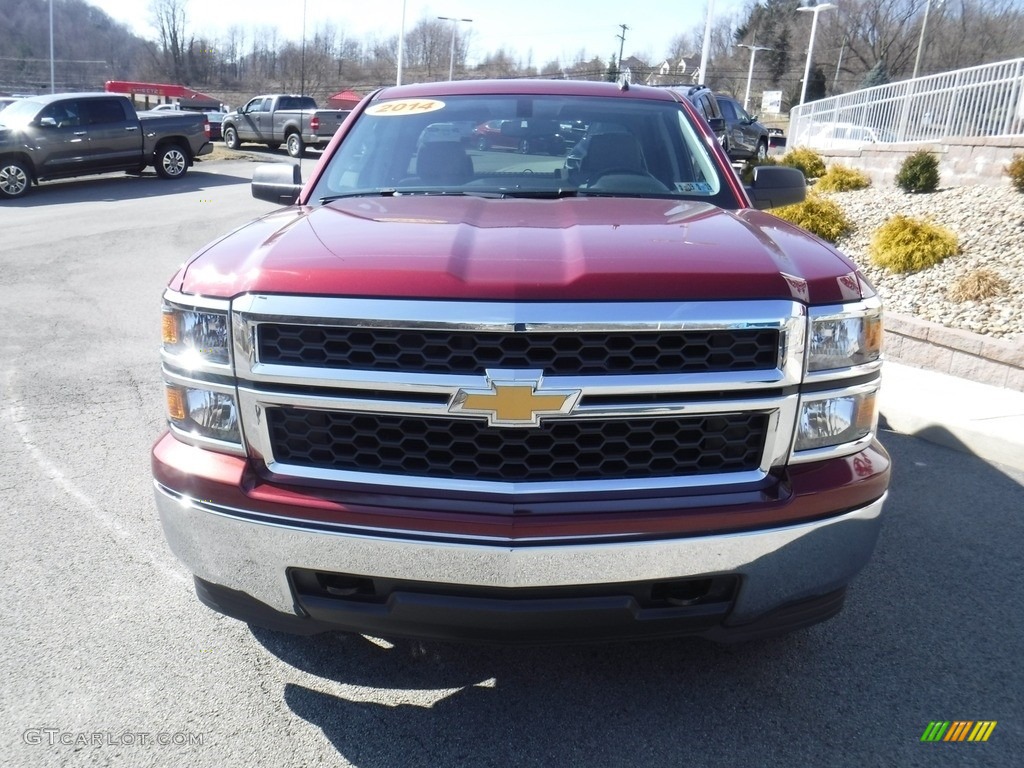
[
  {"x1": 165, "y1": 384, "x2": 242, "y2": 445},
  {"x1": 794, "y1": 386, "x2": 878, "y2": 454},
  {"x1": 162, "y1": 301, "x2": 231, "y2": 367},
  {"x1": 807, "y1": 300, "x2": 882, "y2": 372}
]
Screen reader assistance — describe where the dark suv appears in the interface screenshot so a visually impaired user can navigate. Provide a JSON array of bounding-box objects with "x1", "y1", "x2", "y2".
[
  {"x1": 675, "y1": 85, "x2": 726, "y2": 148},
  {"x1": 715, "y1": 94, "x2": 770, "y2": 162}
]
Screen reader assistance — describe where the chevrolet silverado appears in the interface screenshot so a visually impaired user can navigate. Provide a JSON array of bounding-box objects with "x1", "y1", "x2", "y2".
[{"x1": 154, "y1": 79, "x2": 888, "y2": 644}]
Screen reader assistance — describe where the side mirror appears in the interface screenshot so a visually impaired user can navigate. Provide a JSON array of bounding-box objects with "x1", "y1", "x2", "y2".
[
  {"x1": 745, "y1": 166, "x2": 806, "y2": 210},
  {"x1": 39, "y1": 117, "x2": 57, "y2": 128},
  {"x1": 252, "y1": 163, "x2": 303, "y2": 205},
  {"x1": 707, "y1": 117, "x2": 726, "y2": 135}
]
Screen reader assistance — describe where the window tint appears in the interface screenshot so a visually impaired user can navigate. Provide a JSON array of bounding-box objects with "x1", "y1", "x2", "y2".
[
  {"x1": 718, "y1": 99, "x2": 736, "y2": 120},
  {"x1": 278, "y1": 96, "x2": 317, "y2": 110},
  {"x1": 80, "y1": 98, "x2": 126, "y2": 126}
]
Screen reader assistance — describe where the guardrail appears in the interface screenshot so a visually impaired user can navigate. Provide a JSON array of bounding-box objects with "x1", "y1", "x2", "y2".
[{"x1": 789, "y1": 57, "x2": 1024, "y2": 149}]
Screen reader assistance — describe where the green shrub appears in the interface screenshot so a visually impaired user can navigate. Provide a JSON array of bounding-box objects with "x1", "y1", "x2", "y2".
[
  {"x1": 739, "y1": 154, "x2": 778, "y2": 184},
  {"x1": 948, "y1": 269, "x2": 1009, "y2": 301},
  {"x1": 778, "y1": 147, "x2": 826, "y2": 179},
  {"x1": 1005, "y1": 153, "x2": 1024, "y2": 193},
  {"x1": 868, "y1": 215, "x2": 958, "y2": 273},
  {"x1": 895, "y1": 150, "x2": 940, "y2": 193},
  {"x1": 816, "y1": 164, "x2": 871, "y2": 192},
  {"x1": 773, "y1": 193, "x2": 851, "y2": 243}
]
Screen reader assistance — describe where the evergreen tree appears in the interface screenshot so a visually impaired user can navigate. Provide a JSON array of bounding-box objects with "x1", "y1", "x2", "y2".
[
  {"x1": 861, "y1": 59, "x2": 890, "y2": 89},
  {"x1": 606, "y1": 54, "x2": 618, "y2": 82}
]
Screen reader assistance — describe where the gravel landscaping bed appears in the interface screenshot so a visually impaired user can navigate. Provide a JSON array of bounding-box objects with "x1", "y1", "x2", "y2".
[{"x1": 826, "y1": 184, "x2": 1024, "y2": 342}]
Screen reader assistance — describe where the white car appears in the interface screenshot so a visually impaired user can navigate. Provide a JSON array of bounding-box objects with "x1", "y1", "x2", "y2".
[{"x1": 804, "y1": 122, "x2": 893, "y2": 150}]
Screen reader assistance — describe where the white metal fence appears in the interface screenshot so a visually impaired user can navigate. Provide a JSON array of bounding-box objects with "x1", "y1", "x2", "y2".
[{"x1": 789, "y1": 57, "x2": 1024, "y2": 150}]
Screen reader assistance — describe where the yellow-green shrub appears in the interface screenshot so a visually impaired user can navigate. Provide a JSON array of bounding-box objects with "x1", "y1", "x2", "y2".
[
  {"x1": 773, "y1": 193, "x2": 851, "y2": 243},
  {"x1": 948, "y1": 269, "x2": 1009, "y2": 301},
  {"x1": 1005, "y1": 153, "x2": 1024, "y2": 193},
  {"x1": 868, "y1": 215, "x2": 958, "y2": 273},
  {"x1": 816, "y1": 164, "x2": 871, "y2": 192},
  {"x1": 778, "y1": 147, "x2": 826, "y2": 179},
  {"x1": 739, "y1": 155, "x2": 778, "y2": 184}
]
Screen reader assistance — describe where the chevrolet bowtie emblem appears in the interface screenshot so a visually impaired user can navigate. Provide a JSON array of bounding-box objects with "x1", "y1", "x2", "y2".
[{"x1": 451, "y1": 373, "x2": 581, "y2": 427}]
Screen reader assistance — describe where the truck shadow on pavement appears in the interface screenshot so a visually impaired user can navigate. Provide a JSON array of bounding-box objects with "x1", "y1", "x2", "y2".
[
  {"x1": 251, "y1": 428, "x2": 1024, "y2": 767},
  {"x1": 4, "y1": 166, "x2": 248, "y2": 207}
]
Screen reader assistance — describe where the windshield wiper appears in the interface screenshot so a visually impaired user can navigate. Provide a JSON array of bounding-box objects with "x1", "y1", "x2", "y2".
[
  {"x1": 498, "y1": 189, "x2": 579, "y2": 199},
  {"x1": 320, "y1": 188, "x2": 506, "y2": 203}
]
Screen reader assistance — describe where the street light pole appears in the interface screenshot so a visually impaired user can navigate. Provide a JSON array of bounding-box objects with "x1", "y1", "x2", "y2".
[
  {"x1": 300, "y1": 0, "x2": 307, "y2": 95},
  {"x1": 737, "y1": 43, "x2": 772, "y2": 111},
  {"x1": 49, "y1": 0, "x2": 55, "y2": 93},
  {"x1": 698, "y1": 0, "x2": 715, "y2": 84},
  {"x1": 797, "y1": 2, "x2": 837, "y2": 105},
  {"x1": 437, "y1": 16, "x2": 473, "y2": 81},
  {"x1": 397, "y1": 0, "x2": 407, "y2": 85}
]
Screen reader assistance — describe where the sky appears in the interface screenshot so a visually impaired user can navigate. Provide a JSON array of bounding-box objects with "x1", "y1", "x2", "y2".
[{"x1": 88, "y1": 0, "x2": 749, "y2": 68}]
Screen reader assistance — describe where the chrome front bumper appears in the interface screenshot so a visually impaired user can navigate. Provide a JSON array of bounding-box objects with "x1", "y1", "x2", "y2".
[{"x1": 155, "y1": 481, "x2": 885, "y2": 630}]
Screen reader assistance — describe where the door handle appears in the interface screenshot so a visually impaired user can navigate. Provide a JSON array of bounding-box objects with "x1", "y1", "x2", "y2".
[
  {"x1": 125, "y1": 126, "x2": 139, "y2": 132},
  {"x1": 74, "y1": 131, "x2": 87, "y2": 136}
]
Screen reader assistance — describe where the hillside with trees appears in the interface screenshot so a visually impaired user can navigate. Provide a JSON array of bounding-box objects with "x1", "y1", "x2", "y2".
[{"x1": 2, "y1": 0, "x2": 1022, "y2": 114}]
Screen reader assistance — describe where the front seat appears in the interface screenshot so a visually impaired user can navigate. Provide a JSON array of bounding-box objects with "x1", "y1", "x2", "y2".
[{"x1": 414, "y1": 141, "x2": 473, "y2": 185}]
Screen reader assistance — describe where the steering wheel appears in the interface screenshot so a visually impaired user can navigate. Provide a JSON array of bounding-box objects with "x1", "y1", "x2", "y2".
[{"x1": 583, "y1": 169, "x2": 670, "y2": 192}]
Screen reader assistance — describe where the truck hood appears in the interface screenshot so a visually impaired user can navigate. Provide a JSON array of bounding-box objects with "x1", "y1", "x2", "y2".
[{"x1": 175, "y1": 196, "x2": 870, "y2": 304}]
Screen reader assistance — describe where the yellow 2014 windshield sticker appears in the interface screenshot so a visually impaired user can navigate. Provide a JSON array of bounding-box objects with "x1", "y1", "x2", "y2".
[{"x1": 365, "y1": 99, "x2": 445, "y2": 116}]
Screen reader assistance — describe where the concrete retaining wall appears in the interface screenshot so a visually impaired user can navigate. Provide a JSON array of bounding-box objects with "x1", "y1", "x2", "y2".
[
  {"x1": 815, "y1": 135, "x2": 1024, "y2": 187},
  {"x1": 884, "y1": 312, "x2": 1024, "y2": 391}
]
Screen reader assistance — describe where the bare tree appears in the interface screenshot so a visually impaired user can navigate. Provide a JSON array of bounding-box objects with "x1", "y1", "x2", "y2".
[{"x1": 148, "y1": 0, "x2": 191, "y2": 83}]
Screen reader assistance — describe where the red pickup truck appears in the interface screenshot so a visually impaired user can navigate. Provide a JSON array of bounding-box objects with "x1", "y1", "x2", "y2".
[{"x1": 153, "y1": 79, "x2": 888, "y2": 644}]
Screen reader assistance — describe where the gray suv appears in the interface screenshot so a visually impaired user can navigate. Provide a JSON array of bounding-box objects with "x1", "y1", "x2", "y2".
[{"x1": 715, "y1": 94, "x2": 770, "y2": 162}]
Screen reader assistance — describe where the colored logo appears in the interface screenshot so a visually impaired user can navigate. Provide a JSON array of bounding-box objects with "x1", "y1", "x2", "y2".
[
  {"x1": 920, "y1": 721, "x2": 997, "y2": 742},
  {"x1": 450, "y1": 373, "x2": 580, "y2": 427}
]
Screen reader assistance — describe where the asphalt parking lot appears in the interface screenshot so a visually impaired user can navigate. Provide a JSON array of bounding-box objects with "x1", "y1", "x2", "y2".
[{"x1": 1, "y1": 159, "x2": 1022, "y2": 767}]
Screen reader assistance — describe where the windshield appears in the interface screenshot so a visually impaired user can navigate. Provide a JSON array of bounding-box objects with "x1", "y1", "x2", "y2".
[
  {"x1": 309, "y1": 93, "x2": 737, "y2": 206},
  {"x1": 0, "y1": 98, "x2": 42, "y2": 128}
]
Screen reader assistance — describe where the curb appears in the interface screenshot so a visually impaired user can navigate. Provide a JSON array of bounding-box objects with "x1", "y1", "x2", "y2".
[
  {"x1": 877, "y1": 362, "x2": 1024, "y2": 473},
  {"x1": 878, "y1": 313, "x2": 1024, "y2": 471}
]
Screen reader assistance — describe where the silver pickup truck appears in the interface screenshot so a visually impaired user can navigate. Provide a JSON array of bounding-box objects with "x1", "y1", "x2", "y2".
[
  {"x1": 221, "y1": 94, "x2": 350, "y2": 158},
  {"x1": 0, "y1": 92, "x2": 212, "y2": 200}
]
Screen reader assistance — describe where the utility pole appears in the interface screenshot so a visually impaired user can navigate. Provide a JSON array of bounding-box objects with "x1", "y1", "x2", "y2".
[
  {"x1": 616, "y1": 24, "x2": 629, "y2": 73},
  {"x1": 833, "y1": 35, "x2": 847, "y2": 93},
  {"x1": 912, "y1": 0, "x2": 933, "y2": 80}
]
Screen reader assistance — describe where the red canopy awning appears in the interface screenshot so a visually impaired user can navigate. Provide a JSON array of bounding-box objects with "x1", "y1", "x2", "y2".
[
  {"x1": 326, "y1": 89, "x2": 362, "y2": 109},
  {"x1": 105, "y1": 80, "x2": 219, "y2": 102}
]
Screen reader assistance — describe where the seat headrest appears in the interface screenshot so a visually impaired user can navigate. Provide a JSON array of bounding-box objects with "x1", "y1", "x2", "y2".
[
  {"x1": 416, "y1": 142, "x2": 473, "y2": 184},
  {"x1": 580, "y1": 132, "x2": 645, "y2": 176}
]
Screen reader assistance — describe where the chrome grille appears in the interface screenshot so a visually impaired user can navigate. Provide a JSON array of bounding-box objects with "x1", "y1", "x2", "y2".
[
  {"x1": 266, "y1": 408, "x2": 769, "y2": 482},
  {"x1": 256, "y1": 325, "x2": 780, "y2": 375},
  {"x1": 230, "y1": 296, "x2": 807, "y2": 493}
]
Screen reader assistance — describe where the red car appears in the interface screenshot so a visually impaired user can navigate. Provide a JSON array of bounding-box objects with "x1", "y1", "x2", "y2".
[
  {"x1": 154, "y1": 79, "x2": 888, "y2": 644},
  {"x1": 472, "y1": 118, "x2": 568, "y2": 154}
]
